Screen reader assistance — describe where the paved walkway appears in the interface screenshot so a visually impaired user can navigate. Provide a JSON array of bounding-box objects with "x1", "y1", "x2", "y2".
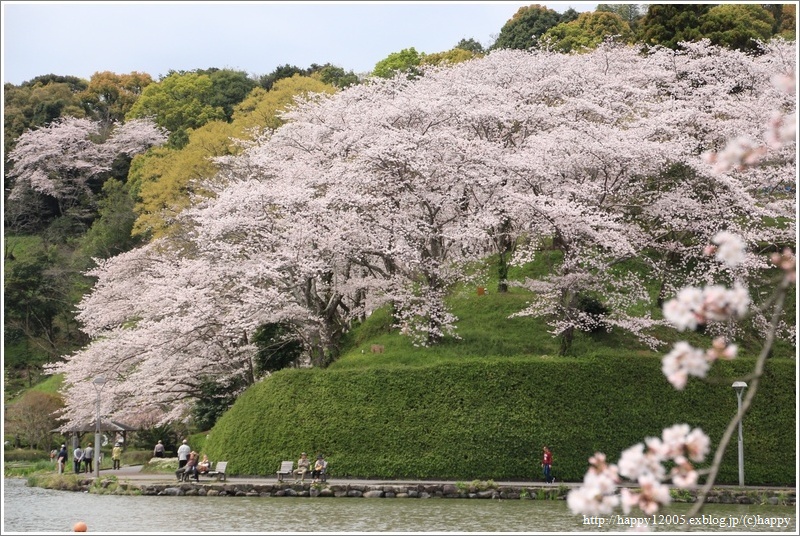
[
  {"x1": 99, "y1": 465, "x2": 795, "y2": 492},
  {"x1": 100, "y1": 465, "x2": 549, "y2": 487}
]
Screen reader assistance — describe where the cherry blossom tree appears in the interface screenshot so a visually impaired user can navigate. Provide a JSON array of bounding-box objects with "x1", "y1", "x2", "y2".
[
  {"x1": 53, "y1": 39, "x2": 794, "y2": 428},
  {"x1": 636, "y1": 38, "x2": 796, "y2": 345},
  {"x1": 6, "y1": 117, "x2": 167, "y2": 224},
  {"x1": 508, "y1": 39, "x2": 795, "y2": 353},
  {"x1": 48, "y1": 240, "x2": 263, "y2": 426},
  {"x1": 566, "y1": 56, "x2": 795, "y2": 526}
]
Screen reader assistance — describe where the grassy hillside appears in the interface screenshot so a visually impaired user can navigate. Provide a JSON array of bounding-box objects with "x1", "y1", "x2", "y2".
[
  {"x1": 7, "y1": 243, "x2": 794, "y2": 485},
  {"x1": 205, "y1": 355, "x2": 795, "y2": 485},
  {"x1": 205, "y1": 272, "x2": 796, "y2": 485}
]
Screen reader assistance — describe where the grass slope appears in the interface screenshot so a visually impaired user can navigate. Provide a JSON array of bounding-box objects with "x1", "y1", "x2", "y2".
[{"x1": 205, "y1": 278, "x2": 796, "y2": 485}]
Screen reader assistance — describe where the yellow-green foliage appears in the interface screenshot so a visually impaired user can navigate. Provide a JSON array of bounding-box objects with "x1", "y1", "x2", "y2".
[
  {"x1": 232, "y1": 75, "x2": 336, "y2": 132},
  {"x1": 129, "y1": 75, "x2": 336, "y2": 239},
  {"x1": 421, "y1": 48, "x2": 479, "y2": 67},
  {"x1": 129, "y1": 121, "x2": 239, "y2": 238},
  {"x1": 544, "y1": 11, "x2": 635, "y2": 52},
  {"x1": 205, "y1": 356, "x2": 795, "y2": 485}
]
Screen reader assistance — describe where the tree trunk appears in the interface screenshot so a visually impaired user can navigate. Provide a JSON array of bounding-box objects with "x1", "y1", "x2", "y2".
[
  {"x1": 496, "y1": 217, "x2": 513, "y2": 293},
  {"x1": 559, "y1": 326, "x2": 574, "y2": 356}
]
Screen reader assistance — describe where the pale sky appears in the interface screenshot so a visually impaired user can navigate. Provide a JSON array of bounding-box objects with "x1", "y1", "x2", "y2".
[{"x1": 1, "y1": 1, "x2": 599, "y2": 85}]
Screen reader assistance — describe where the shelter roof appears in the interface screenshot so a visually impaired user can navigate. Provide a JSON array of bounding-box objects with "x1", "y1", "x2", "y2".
[{"x1": 54, "y1": 419, "x2": 138, "y2": 433}]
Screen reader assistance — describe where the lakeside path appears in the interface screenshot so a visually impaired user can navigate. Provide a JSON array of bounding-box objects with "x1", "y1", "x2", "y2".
[{"x1": 99, "y1": 465, "x2": 796, "y2": 493}]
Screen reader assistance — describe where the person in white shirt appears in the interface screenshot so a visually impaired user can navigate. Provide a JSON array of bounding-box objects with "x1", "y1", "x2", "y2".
[
  {"x1": 177, "y1": 439, "x2": 191, "y2": 469},
  {"x1": 73, "y1": 445, "x2": 84, "y2": 474},
  {"x1": 83, "y1": 444, "x2": 94, "y2": 473}
]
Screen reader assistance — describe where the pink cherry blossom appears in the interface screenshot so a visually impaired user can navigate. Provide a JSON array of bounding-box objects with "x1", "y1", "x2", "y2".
[
  {"x1": 709, "y1": 231, "x2": 746, "y2": 267},
  {"x1": 52, "y1": 40, "x2": 794, "y2": 429}
]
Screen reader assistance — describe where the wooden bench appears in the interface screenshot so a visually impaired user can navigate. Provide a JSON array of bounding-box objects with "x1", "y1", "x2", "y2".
[
  {"x1": 276, "y1": 460, "x2": 294, "y2": 482},
  {"x1": 178, "y1": 465, "x2": 199, "y2": 482},
  {"x1": 206, "y1": 461, "x2": 228, "y2": 482}
]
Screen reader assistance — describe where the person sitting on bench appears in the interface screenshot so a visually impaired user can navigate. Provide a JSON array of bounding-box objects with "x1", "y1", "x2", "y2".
[
  {"x1": 176, "y1": 451, "x2": 199, "y2": 482},
  {"x1": 294, "y1": 452, "x2": 310, "y2": 483},
  {"x1": 311, "y1": 454, "x2": 327, "y2": 483},
  {"x1": 197, "y1": 454, "x2": 211, "y2": 475}
]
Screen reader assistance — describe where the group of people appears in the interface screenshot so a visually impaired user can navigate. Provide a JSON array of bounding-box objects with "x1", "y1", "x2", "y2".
[
  {"x1": 61, "y1": 444, "x2": 95, "y2": 473},
  {"x1": 173, "y1": 439, "x2": 212, "y2": 481},
  {"x1": 52, "y1": 440, "x2": 124, "y2": 474},
  {"x1": 294, "y1": 452, "x2": 327, "y2": 483},
  {"x1": 54, "y1": 438, "x2": 545, "y2": 484}
]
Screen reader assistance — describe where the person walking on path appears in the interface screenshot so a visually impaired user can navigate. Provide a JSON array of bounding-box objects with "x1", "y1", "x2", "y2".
[
  {"x1": 153, "y1": 440, "x2": 165, "y2": 458},
  {"x1": 541, "y1": 446, "x2": 554, "y2": 484},
  {"x1": 112, "y1": 443, "x2": 123, "y2": 470},
  {"x1": 73, "y1": 445, "x2": 84, "y2": 474},
  {"x1": 177, "y1": 439, "x2": 191, "y2": 469}
]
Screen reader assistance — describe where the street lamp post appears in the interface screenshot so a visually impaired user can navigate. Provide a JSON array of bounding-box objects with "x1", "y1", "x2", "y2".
[
  {"x1": 92, "y1": 376, "x2": 107, "y2": 479},
  {"x1": 732, "y1": 381, "x2": 747, "y2": 487}
]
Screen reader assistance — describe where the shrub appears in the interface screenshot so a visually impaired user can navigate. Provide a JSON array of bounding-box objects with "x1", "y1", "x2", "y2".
[{"x1": 204, "y1": 356, "x2": 795, "y2": 485}]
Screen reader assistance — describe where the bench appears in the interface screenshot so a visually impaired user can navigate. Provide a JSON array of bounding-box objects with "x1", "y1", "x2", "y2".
[
  {"x1": 178, "y1": 465, "x2": 199, "y2": 482},
  {"x1": 206, "y1": 461, "x2": 228, "y2": 482},
  {"x1": 276, "y1": 460, "x2": 294, "y2": 482}
]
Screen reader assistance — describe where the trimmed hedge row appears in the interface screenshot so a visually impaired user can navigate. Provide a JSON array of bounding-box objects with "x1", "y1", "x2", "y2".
[{"x1": 205, "y1": 356, "x2": 795, "y2": 485}]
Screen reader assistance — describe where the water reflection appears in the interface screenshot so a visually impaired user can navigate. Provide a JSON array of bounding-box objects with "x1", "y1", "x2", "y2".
[{"x1": 2, "y1": 478, "x2": 796, "y2": 533}]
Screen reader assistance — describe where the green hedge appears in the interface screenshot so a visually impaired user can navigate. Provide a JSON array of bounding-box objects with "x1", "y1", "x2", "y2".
[{"x1": 205, "y1": 356, "x2": 795, "y2": 485}]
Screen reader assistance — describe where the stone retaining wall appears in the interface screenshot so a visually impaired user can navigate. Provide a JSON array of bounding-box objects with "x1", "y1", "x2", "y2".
[{"x1": 85, "y1": 479, "x2": 795, "y2": 506}]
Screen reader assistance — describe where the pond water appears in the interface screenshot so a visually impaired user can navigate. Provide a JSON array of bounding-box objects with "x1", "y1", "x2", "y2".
[{"x1": 2, "y1": 478, "x2": 796, "y2": 534}]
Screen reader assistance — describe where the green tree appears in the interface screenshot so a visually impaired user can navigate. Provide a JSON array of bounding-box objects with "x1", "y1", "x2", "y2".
[
  {"x1": 125, "y1": 71, "x2": 226, "y2": 148},
  {"x1": 131, "y1": 423, "x2": 180, "y2": 453},
  {"x1": 543, "y1": 11, "x2": 634, "y2": 52},
  {"x1": 308, "y1": 63, "x2": 361, "y2": 88},
  {"x1": 79, "y1": 71, "x2": 153, "y2": 127},
  {"x1": 259, "y1": 64, "x2": 307, "y2": 90},
  {"x1": 130, "y1": 121, "x2": 237, "y2": 238},
  {"x1": 700, "y1": 4, "x2": 775, "y2": 52},
  {"x1": 638, "y1": 4, "x2": 711, "y2": 49},
  {"x1": 596, "y1": 3, "x2": 645, "y2": 31},
  {"x1": 191, "y1": 375, "x2": 250, "y2": 432},
  {"x1": 232, "y1": 75, "x2": 337, "y2": 132},
  {"x1": 2, "y1": 327, "x2": 50, "y2": 391},
  {"x1": 455, "y1": 37, "x2": 486, "y2": 54},
  {"x1": 372, "y1": 47, "x2": 424, "y2": 78},
  {"x1": 79, "y1": 178, "x2": 142, "y2": 261},
  {"x1": 252, "y1": 322, "x2": 305, "y2": 374},
  {"x1": 4, "y1": 390, "x2": 64, "y2": 450},
  {"x1": 420, "y1": 47, "x2": 478, "y2": 67},
  {"x1": 198, "y1": 68, "x2": 258, "y2": 121},
  {"x1": 778, "y1": 4, "x2": 796, "y2": 39},
  {"x1": 3, "y1": 248, "x2": 70, "y2": 362},
  {"x1": 491, "y1": 4, "x2": 564, "y2": 50}
]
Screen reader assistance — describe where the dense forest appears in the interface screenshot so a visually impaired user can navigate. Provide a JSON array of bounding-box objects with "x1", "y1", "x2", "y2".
[{"x1": 3, "y1": 4, "x2": 797, "y2": 450}]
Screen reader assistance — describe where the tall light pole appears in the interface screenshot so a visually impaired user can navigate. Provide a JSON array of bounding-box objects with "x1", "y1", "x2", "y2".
[
  {"x1": 92, "y1": 376, "x2": 107, "y2": 479},
  {"x1": 732, "y1": 381, "x2": 747, "y2": 487}
]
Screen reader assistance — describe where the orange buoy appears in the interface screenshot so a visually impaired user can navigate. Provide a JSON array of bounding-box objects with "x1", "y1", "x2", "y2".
[{"x1": 73, "y1": 521, "x2": 88, "y2": 532}]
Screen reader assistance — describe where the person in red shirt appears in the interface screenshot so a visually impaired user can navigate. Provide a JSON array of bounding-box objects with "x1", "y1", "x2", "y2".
[{"x1": 541, "y1": 446, "x2": 553, "y2": 483}]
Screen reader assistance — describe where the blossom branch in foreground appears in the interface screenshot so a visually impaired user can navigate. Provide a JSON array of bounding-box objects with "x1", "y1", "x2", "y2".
[
  {"x1": 567, "y1": 233, "x2": 794, "y2": 529},
  {"x1": 684, "y1": 256, "x2": 793, "y2": 519}
]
